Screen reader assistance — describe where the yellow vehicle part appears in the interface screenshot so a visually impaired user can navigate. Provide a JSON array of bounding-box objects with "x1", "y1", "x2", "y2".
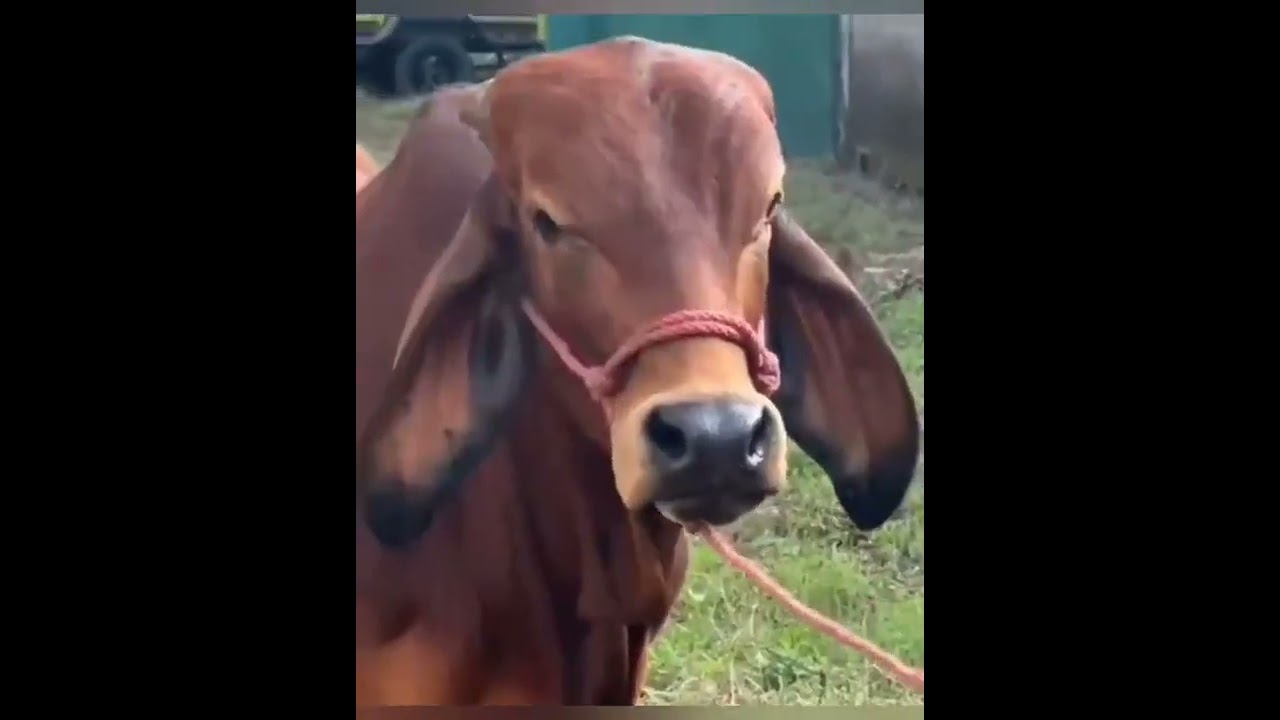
[{"x1": 356, "y1": 14, "x2": 399, "y2": 45}]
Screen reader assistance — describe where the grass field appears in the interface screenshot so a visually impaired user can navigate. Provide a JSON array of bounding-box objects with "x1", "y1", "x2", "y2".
[{"x1": 357, "y1": 93, "x2": 925, "y2": 706}]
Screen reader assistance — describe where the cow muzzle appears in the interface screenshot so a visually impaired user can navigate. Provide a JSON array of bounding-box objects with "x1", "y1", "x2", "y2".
[
  {"x1": 643, "y1": 396, "x2": 784, "y2": 525},
  {"x1": 521, "y1": 300, "x2": 790, "y2": 526}
]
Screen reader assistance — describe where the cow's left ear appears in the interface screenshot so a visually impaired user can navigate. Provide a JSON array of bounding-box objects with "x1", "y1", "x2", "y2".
[
  {"x1": 766, "y1": 210, "x2": 921, "y2": 531},
  {"x1": 357, "y1": 176, "x2": 537, "y2": 549}
]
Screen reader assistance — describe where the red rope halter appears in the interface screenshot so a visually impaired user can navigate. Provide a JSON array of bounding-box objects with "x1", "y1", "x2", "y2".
[
  {"x1": 519, "y1": 298, "x2": 923, "y2": 695},
  {"x1": 519, "y1": 299, "x2": 780, "y2": 404}
]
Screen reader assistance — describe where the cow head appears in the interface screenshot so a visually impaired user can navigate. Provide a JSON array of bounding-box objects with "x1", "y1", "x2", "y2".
[{"x1": 358, "y1": 37, "x2": 920, "y2": 547}]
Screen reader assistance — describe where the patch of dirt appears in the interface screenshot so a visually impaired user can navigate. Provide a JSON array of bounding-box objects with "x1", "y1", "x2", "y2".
[{"x1": 827, "y1": 244, "x2": 924, "y2": 306}]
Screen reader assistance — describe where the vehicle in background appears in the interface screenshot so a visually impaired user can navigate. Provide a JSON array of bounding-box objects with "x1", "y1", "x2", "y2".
[{"x1": 356, "y1": 14, "x2": 545, "y2": 97}]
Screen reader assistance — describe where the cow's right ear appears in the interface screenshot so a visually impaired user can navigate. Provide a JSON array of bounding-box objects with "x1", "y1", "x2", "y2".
[{"x1": 357, "y1": 177, "x2": 536, "y2": 549}]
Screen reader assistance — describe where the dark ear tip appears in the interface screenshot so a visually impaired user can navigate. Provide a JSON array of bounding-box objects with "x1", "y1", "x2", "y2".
[
  {"x1": 363, "y1": 483, "x2": 439, "y2": 549},
  {"x1": 834, "y1": 443, "x2": 921, "y2": 532},
  {"x1": 836, "y1": 484, "x2": 909, "y2": 531}
]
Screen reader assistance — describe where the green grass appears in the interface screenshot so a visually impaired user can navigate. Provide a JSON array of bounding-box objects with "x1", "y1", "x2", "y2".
[{"x1": 642, "y1": 163, "x2": 924, "y2": 706}]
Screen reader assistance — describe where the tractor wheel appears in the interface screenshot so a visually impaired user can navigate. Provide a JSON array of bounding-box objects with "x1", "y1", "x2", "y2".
[{"x1": 393, "y1": 35, "x2": 474, "y2": 96}]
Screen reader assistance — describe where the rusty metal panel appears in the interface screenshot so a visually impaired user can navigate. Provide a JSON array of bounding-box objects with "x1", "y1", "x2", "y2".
[{"x1": 840, "y1": 14, "x2": 924, "y2": 194}]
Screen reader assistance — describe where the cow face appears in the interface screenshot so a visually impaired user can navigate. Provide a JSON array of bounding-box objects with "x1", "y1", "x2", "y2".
[{"x1": 358, "y1": 37, "x2": 920, "y2": 547}]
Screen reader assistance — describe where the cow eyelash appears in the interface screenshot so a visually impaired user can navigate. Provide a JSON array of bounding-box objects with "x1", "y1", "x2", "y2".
[
  {"x1": 532, "y1": 209, "x2": 562, "y2": 242},
  {"x1": 765, "y1": 192, "x2": 784, "y2": 220}
]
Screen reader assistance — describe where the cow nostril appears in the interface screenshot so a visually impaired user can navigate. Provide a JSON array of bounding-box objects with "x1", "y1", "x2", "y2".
[
  {"x1": 644, "y1": 410, "x2": 689, "y2": 464},
  {"x1": 746, "y1": 411, "x2": 771, "y2": 468}
]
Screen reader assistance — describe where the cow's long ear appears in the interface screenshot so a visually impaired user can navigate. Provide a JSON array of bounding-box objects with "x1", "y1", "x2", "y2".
[
  {"x1": 357, "y1": 177, "x2": 536, "y2": 548},
  {"x1": 767, "y1": 209, "x2": 921, "y2": 531}
]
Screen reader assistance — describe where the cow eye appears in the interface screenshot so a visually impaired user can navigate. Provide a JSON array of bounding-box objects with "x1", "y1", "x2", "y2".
[
  {"x1": 765, "y1": 192, "x2": 783, "y2": 220},
  {"x1": 532, "y1": 209, "x2": 562, "y2": 243}
]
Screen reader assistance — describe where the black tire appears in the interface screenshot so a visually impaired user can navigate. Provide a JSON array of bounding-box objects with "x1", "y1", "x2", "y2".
[
  {"x1": 393, "y1": 35, "x2": 474, "y2": 96},
  {"x1": 355, "y1": 42, "x2": 403, "y2": 98}
]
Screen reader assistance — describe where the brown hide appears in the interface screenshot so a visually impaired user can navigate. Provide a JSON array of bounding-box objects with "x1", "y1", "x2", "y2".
[
  {"x1": 355, "y1": 377, "x2": 689, "y2": 704},
  {"x1": 355, "y1": 88, "x2": 690, "y2": 705},
  {"x1": 356, "y1": 92, "x2": 492, "y2": 442}
]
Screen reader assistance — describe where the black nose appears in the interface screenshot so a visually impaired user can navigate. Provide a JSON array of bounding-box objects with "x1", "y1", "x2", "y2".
[
  {"x1": 643, "y1": 398, "x2": 780, "y2": 524},
  {"x1": 645, "y1": 399, "x2": 773, "y2": 473}
]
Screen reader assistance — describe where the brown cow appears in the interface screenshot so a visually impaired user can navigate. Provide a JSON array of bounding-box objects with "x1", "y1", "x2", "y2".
[{"x1": 355, "y1": 37, "x2": 921, "y2": 706}]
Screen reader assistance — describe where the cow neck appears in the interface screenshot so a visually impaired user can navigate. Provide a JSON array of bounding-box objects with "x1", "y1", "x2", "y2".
[{"x1": 509, "y1": 373, "x2": 679, "y2": 626}]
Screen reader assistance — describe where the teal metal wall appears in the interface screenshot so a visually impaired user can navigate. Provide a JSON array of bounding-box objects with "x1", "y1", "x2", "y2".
[{"x1": 546, "y1": 14, "x2": 841, "y2": 158}]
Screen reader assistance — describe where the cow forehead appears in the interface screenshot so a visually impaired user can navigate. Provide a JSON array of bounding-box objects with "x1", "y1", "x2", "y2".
[
  {"x1": 486, "y1": 38, "x2": 783, "y2": 198},
  {"x1": 493, "y1": 37, "x2": 776, "y2": 115}
]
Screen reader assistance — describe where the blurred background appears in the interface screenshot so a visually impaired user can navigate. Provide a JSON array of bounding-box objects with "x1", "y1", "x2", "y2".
[{"x1": 356, "y1": 13, "x2": 924, "y2": 706}]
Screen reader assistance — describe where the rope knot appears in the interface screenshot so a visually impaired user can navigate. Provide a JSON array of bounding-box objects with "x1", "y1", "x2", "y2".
[{"x1": 581, "y1": 367, "x2": 613, "y2": 404}]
